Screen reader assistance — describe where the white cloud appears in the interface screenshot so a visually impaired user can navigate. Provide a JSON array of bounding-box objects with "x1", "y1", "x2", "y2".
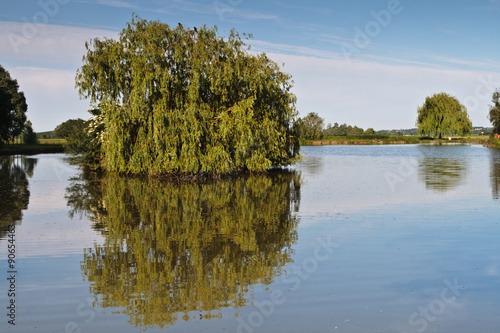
[
  {"x1": 0, "y1": 22, "x2": 118, "y2": 131},
  {"x1": 0, "y1": 21, "x2": 117, "y2": 68}
]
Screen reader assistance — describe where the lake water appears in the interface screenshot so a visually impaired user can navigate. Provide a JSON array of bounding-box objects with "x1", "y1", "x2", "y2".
[{"x1": 1, "y1": 144, "x2": 499, "y2": 333}]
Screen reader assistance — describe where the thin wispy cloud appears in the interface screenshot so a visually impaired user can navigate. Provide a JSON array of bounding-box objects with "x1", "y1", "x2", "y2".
[
  {"x1": 156, "y1": 0, "x2": 214, "y2": 16},
  {"x1": 0, "y1": 21, "x2": 117, "y2": 68},
  {"x1": 249, "y1": 39, "x2": 343, "y2": 60},
  {"x1": 271, "y1": 1, "x2": 333, "y2": 15},
  {"x1": 424, "y1": 54, "x2": 500, "y2": 71},
  {"x1": 314, "y1": 33, "x2": 357, "y2": 46},
  {"x1": 471, "y1": 1, "x2": 500, "y2": 12},
  {"x1": 436, "y1": 28, "x2": 483, "y2": 43},
  {"x1": 75, "y1": 0, "x2": 139, "y2": 9},
  {"x1": 250, "y1": 38, "x2": 500, "y2": 74},
  {"x1": 229, "y1": 8, "x2": 279, "y2": 21},
  {"x1": 98, "y1": 0, "x2": 138, "y2": 8}
]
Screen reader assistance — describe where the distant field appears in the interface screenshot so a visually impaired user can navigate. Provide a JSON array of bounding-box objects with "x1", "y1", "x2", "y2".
[{"x1": 38, "y1": 138, "x2": 66, "y2": 145}]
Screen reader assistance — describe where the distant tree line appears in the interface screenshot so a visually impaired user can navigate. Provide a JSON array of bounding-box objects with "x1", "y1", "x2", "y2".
[
  {"x1": 296, "y1": 112, "x2": 374, "y2": 140},
  {"x1": 376, "y1": 128, "x2": 419, "y2": 136},
  {"x1": 323, "y1": 122, "x2": 368, "y2": 137}
]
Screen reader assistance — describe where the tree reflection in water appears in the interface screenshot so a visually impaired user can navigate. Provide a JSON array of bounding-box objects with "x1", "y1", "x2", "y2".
[
  {"x1": 490, "y1": 149, "x2": 500, "y2": 200},
  {"x1": 0, "y1": 156, "x2": 36, "y2": 239},
  {"x1": 65, "y1": 171, "x2": 301, "y2": 328},
  {"x1": 418, "y1": 156, "x2": 468, "y2": 192}
]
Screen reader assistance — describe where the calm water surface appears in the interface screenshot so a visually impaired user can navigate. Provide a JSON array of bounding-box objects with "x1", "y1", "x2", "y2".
[{"x1": 1, "y1": 144, "x2": 499, "y2": 333}]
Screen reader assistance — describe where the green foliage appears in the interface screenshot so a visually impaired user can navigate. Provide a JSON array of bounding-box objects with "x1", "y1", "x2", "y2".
[
  {"x1": 0, "y1": 65, "x2": 28, "y2": 145},
  {"x1": 364, "y1": 127, "x2": 375, "y2": 135},
  {"x1": 54, "y1": 118, "x2": 86, "y2": 138},
  {"x1": 293, "y1": 117, "x2": 305, "y2": 141},
  {"x1": 64, "y1": 123, "x2": 91, "y2": 154},
  {"x1": 323, "y1": 122, "x2": 364, "y2": 137},
  {"x1": 300, "y1": 112, "x2": 324, "y2": 140},
  {"x1": 21, "y1": 120, "x2": 38, "y2": 144},
  {"x1": 416, "y1": 93, "x2": 472, "y2": 139},
  {"x1": 75, "y1": 16, "x2": 300, "y2": 175},
  {"x1": 66, "y1": 170, "x2": 301, "y2": 327},
  {"x1": 488, "y1": 89, "x2": 500, "y2": 134},
  {"x1": 62, "y1": 116, "x2": 102, "y2": 170}
]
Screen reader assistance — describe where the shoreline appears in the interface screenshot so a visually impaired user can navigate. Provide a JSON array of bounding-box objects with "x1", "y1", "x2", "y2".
[
  {"x1": 0, "y1": 144, "x2": 65, "y2": 156},
  {"x1": 302, "y1": 138, "x2": 490, "y2": 146}
]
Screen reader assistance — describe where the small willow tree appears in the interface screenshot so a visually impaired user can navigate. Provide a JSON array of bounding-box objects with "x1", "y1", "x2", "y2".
[
  {"x1": 75, "y1": 16, "x2": 300, "y2": 175},
  {"x1": 488, "y1": 89, "x2": 500, "y2": 134},
  {"x1": 416, "y1": 93, "x2": 472, "y2": 139}
]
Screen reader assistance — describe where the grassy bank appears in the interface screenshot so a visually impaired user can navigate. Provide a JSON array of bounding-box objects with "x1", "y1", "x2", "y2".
[
  {"x1": 301, "y1": 135, "x2": 490, "y2": 146},
  {"x1": 0, "y1": 141, "x2": 65, "y2": 156},
  {"x1": 38, "y1": 138, "x2": 66, "y2": 145},
  {"x1": 486, "y1": 138, "x2": 500, "y2": 148}
]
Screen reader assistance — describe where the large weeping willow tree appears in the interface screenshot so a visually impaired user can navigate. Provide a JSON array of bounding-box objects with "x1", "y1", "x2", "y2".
[
  {"x1": 75, "y1": 16, "x2": 300, "y2": 175},
  {"x1": 416, "y1": 92, "x2": 472, "y2": 139}
]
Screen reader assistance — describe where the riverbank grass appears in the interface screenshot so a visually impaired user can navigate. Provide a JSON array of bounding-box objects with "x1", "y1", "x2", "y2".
[{"x1": 490, "y1": 138, "x2": 500, "y2": 148}]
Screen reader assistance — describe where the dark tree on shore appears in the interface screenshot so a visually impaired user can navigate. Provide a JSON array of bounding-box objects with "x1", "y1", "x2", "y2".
[
  {"x1": 301, "y1": 112, "x2": 324, "y2": 140},
  {"x1": 21, "y1": 120, "x2": 38, "y2": 144},
  {"x1": 54, "y1": 118, "x2": 86, "y2": 139},
  {"x1": 0, "y1": 65, "x2": 28, "y2": 145}
]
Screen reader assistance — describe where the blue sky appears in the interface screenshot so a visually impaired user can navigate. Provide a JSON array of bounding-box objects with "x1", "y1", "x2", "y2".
[{"x1": 1, "y1": 0, "x2": 499, "y2": 131}]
